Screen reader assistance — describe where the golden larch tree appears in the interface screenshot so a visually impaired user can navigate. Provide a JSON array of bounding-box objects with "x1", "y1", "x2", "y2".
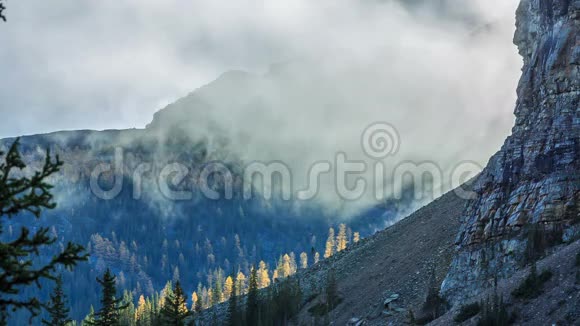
[
  {"x1": 191, "y1": 292, "x2": 199, "y2": 312},
  {"x1": 223, "y1": 276, "x2": 234, "y2": 300},
  {"x1": 282, "y1": 254, "x2": 292, "y2": 277},
  {"x1": 336, "y1": 223, "x2": 348, "y2": 252},
  {"x1": 257, "y1": 261, "x2": 271, "y2": 288},
  {"x1": 324, "y1": 227, "x2": 335, "y2": 258},
  {"x1": 236, "y1": 272, "x2": 246, "y2": 296},
  {"x1": 135, "y1": 295, "x2": 147, "y2": 323},
  {"x1": 300, "y1": 252, "x2": 308, "y2": 269},
  {"x1": 354, "y1": 232, "x2": 360, "y2": 243}
]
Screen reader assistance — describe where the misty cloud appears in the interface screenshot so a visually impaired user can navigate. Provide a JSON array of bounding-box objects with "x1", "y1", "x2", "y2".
[{"x1": 0, "y1": 0, "x2": 523, "y2": 215}]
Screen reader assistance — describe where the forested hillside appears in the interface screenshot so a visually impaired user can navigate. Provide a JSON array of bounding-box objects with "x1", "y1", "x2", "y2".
[{"x1": 1, "y1": 129, "x2": 410, "y2": 324}]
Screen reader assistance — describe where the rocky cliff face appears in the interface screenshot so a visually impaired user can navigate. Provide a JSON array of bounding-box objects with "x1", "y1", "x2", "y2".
[{"x1": 442, "y1": 0, "x2": 579, "y2": 304}]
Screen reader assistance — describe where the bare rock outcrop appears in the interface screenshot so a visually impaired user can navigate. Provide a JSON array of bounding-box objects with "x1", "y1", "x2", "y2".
[{"x1": 442, "y1": 0, "x2": 580, "y2": 304}]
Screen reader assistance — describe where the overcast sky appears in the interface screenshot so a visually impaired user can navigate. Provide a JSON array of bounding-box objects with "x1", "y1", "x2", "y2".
[{"x1": 0, "y1": 0, "x2": 521, "y2": 139}]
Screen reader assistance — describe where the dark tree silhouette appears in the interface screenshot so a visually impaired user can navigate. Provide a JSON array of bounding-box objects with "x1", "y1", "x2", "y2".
[
  {"x1": 160, "y1": 281, "x2": 190, "y2": 326},
  {"x1": 246, "y1": 267, "x2": 258, "y2": 326},
  {"x1": 89, "y1": 268, "x2": 127, "y2": 326},
  {"x1": 0, "y1": 138, "x2": 87, "y2": 320},
  {"x1": 42, "y1": 276, "x2": 71, "y2": 326},
  {"x1": 227, "y1": 275, "x2": 239, "y2": 326},
  {"x1": 0, "y1": 0, "x2": 5, "y2": 22},
  {"x1": 194, "y1": 290, "x2": 202, "y2": 314}
]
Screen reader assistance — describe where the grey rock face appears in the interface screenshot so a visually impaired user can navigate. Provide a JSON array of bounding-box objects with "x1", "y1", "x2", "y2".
[{"x1": 442, "y1": 0, "x2": 579, "y2": 304}]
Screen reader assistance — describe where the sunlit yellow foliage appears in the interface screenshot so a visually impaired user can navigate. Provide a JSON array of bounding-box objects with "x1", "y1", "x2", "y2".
[{"x1": 324, "y1": 227, "x2": 335, "y2": 258}]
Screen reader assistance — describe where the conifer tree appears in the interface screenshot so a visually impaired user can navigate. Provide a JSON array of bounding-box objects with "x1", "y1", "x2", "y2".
[
  {"x1": 260, "y1": 285, "x2": 275, "y2": 325},
  {"x1": 82, "y1": 306, "x2": 95, "y2": 326},
  {"x1": 201, "y1": 287, "x2": 209, "y2": 309},
  {"x1": 149, "y1": 295, "x2": 159, "y2": 325},
  {"x1": 274, "y1": 256, "x2": 283, "y2": 280},
  {"x1": 257, "y1": 261, "x2": 270, "y2": 289},
  {"x1": 336, "y1": 224, "x2": 348, "y2": 252},
  {"x1": 42, "y1": 276, "x2": 71, "y2": 326},
  {"x1": 190, "y1": 292, "x2": 199, "y2": 313},
  {"x1": 324, "y1": 227, "x2": 335, "y2": 258},
  {"x1": 314, "y1": 252, "x2": 320, "y2": 264},
  {"x1": 159, "y1": 281, "x2": 174, "y2": 309},
  {"x1": 89, "y1": 268, "x2": 128, "y2": 326},
  {"x1": 147, "y1": 297, "x2": 157, "y2": 325},
  {"x1": 207, "y1": 289, "x2": 214, "y2": 307},
  {"x1": 194, "y1": 291, "x2": 202, "y2": 313},
  {"x1": 135, "y1": 295, "x2": 150, "y2": 326},
  {"x1": 353, "y1": 232, "x2": 360, "y2": 243},
  {"x1": 289, "y1": 252, "x2": 298, "y2": 275},
  {"x1": 211, "y1": 282, "x2": 221, "y2": 306},
  {"x1": 270, "y1": 278, "x2": 302, "y2": 324},
  {"x1": 119, "y1": 291, "x2": 135, "y2": 326},
  {"x1": 236, "y1": 272, "x2": 246, "y2": 296},
  {"x1": 246, "y1": 267, "x2": 259, "y2": 326},
  {"x1": 300, "y1": 252, "x2": 308, "y2": 269},
  {"x1": 226, "y1": 275, "x2": 239, "y2": 326},
  {"x1": 282, "y1": 254, "x2": 292, "y2": 277},
  {"x1": 0, "y1": 0, "x2": 5, "y2": 22},
  {"x1": 223, "y1": 277, "x2": 234, "y2": 300},
  {"x1": 160, "y1": 281, "x2": 190, "y2": 326},
  {"x1": 0, "y1": 139, "x2": 87, "y2": 319}
]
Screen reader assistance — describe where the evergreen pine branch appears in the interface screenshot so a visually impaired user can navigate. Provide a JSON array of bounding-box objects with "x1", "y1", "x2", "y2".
[{"x1": 0, "y1": 138, "x2": 87, "y2": 320}]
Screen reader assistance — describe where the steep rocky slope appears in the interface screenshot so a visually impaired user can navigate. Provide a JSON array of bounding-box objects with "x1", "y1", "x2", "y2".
[
  {"x1": 442, "y1": 0, "x2": 579, "y2": 304},
  {"x1": 288, "y1": 189, "x2": 469, "y2": 325},
  {"x1": 433, "y1": 240, "x2": 580, "y2": 326},
  {"x1": 281, "y1": 0, "x2": 579, "y2": 324}
]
